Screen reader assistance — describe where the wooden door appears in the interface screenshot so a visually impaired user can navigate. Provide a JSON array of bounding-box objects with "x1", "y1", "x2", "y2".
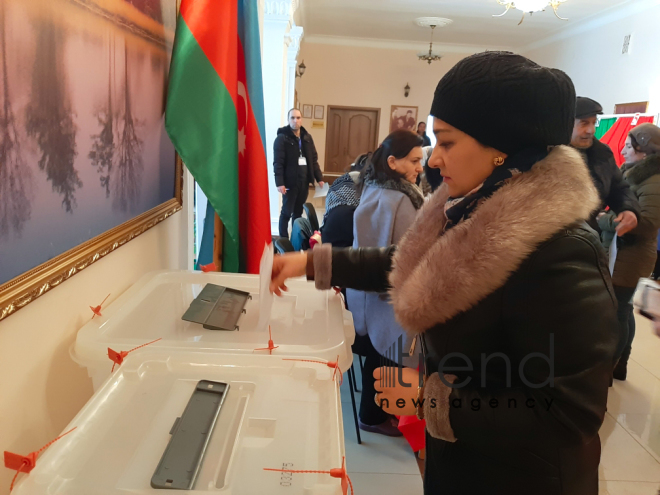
[{"x1": 325, "y1": 106, "x2": 380, "y2": 182}]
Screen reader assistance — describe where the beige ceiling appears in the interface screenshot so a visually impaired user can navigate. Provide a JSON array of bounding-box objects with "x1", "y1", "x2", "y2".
[{"x1": 298, "y1": 0, "x2": 635, "y2": 50}]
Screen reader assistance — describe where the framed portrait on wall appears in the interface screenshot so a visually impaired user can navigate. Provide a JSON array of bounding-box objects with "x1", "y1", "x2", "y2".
[
  {"x1": 389, "y1": 105, "x2": 419, "y2": 132},
  {"x1": 302, "y1": 104, "x2": 313, "y2": 119},
  {"x1": 314, "y1": 105, "x2": 324, "y2": 120},
  {"x1": 0, "y1": 0, "x2": 182, "y2": 321}
]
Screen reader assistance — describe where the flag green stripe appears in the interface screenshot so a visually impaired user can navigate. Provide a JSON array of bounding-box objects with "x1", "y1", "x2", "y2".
[{"x1": 166, "y1": 17, "x2": 239, "y2": 271}]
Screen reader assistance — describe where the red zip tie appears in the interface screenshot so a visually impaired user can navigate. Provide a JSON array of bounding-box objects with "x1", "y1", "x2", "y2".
[
  {"x1": 108, "y1": 338, "x2": 162, "y2": 372},
  {"x1": 4, "y1": 427, "x2": 76, "y2": 492},
  {"x1": 90, "y1": 294, "x2": 110, "y2": 319},
  {"x1": 200, "y1": 262, "x2": 216, "y2": 272},
  {"x1": 254, "y1": 326, "x2": 279, "y2": 354},
  {"x1": 264, "y1": 456, "x2": 353, "y2": 495},
  {"x1": 332, "y1": 287, "x2": 347, "y2": 307},
  {"x1": 282, "y1": 354, "x2": 343, "y2": 385}
]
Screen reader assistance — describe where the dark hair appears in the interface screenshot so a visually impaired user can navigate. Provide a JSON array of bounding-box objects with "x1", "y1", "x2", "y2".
[
  {"x1": 629, "y1": 134, "x2": 643, "y2": 154},
  {"x1": 417, "y1": 122, "x2": 426, "y2": 129},
  {"x1": 357, "y1": 130, "x2": 423, "y2": 193},
  {"x1": 288, "y1": 108, "x2": 301, "y2": 119},
  {"x1": 351, "y1": 152, "x2": 371, "y2": 172}
]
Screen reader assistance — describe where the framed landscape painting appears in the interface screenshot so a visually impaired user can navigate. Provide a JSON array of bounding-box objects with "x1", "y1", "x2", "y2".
[{"x1": 0, "y1": 0, "x2": 182, "y2": 321}]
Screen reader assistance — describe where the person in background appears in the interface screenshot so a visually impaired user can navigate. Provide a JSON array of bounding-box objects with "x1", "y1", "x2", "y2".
[
  {"x1": 420, "y1": 145, "x2": 443, "y2": 195},
  {"x1": 319, "y1": 155, "x2": 366, "y2": 249},
  {"x1": 347, "y1": 130, "x2": 424, "y2": 436},
  {"x1": 599, "y1": 123, "x2": 660, "y2": 380},
  {"x1": 570, "y1": 97, "x2": 640, "y2": 233},
  {"x1": 270, "y1": 52, "x2": 618, "y2": 494},
  {"x1": 418, "y1": 121, "x2": 432, "y2": 147},
  {"x1": 319, "y1": 152, "x2": 370, "y2": 248},
  {"x1": 274, "y1": 108, "x2": 324, "y2": 238}
]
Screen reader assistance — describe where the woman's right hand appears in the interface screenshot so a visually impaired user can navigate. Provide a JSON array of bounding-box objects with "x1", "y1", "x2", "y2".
[{"x1": 270, "y1": 252, "x2": 308, "y2": 296}]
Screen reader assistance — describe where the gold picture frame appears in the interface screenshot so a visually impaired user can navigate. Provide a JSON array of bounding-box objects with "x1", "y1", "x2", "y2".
[{"x1": 0, "y1": 158, "x2": 183, "y2": 322}]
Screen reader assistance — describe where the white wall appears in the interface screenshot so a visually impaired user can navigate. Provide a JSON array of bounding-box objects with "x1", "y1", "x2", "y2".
[
  {"x1": 296, "y1": 42, "x2": 475, "y2": 171},
  {"x1": 0, "y1": 194, "x2": 191, "y2": 492},
  {"x1": 523, "y1": 1, "x2": 660, "y2": 116}
]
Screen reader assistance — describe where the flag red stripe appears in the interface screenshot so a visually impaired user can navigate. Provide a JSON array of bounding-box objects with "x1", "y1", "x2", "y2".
[
  {"x1": 180, "y1": 0, "x2": 238, "y2": 105},
  {"x1": 237, "y1": 37, "x2": 271, "y2": 273}
]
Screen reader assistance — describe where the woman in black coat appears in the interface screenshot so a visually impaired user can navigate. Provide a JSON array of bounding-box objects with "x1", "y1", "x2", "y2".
[{"x1": 270, "y1": 52, "x2": 618, "y2": 495}]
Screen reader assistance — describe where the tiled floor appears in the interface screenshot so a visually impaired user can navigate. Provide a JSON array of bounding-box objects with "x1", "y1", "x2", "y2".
[
  {"x1": 340, "y1": 313, "x2": 660, "y2": 494},
  {"x1": 340, "y1": 363, "x2": 424, "y2": 494}
]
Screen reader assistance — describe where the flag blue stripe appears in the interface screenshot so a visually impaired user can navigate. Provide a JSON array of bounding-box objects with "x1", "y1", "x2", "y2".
[{"x1": 196, "y1": 201, "x2": 216, "y2": 269}]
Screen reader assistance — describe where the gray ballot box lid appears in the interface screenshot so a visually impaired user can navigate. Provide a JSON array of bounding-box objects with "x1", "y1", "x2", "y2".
[{"x1": 181, "y1": 284, "x2": 251, "y2": 331}]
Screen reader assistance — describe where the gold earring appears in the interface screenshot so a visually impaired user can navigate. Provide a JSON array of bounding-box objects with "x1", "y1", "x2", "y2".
[{"x1": 494, "y1": 156, "x2": 505, "y2": 166}]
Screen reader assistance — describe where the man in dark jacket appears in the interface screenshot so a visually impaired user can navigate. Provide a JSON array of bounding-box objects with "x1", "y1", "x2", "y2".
[
  {"x1": 417, "y1": 121, "x2": 432, "y2": 147},
  {"x1": 274, "y1": 109, "x2": 324, "y2": 238},
  {"x1": 571, "y1": 97, "x2": 640, "y2": 234}
]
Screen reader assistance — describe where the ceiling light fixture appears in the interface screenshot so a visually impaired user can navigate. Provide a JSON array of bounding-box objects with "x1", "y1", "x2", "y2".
[
  {"x1": 415, "y1": 17, "x2": 452, "y2": 65},
  {"x1": 418, "y1": 25, "x2": 442, "y2": 65},
  {"x1": 494, "y1": 0, "x2": 569, "y2": 25}
]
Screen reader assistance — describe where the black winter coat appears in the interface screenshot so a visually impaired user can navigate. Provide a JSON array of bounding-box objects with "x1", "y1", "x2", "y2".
[
  {"x1": 273, "y1": 125, "x2": 323, "y2": 188},
  {"x1": 582, "y1": 139, "x2": 641, "y2": 226},
  {"x1": 309, "y1": 146, "x2": 618, "y2": 494}
]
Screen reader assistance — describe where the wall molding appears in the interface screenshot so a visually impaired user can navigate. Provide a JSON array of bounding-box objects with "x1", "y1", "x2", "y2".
[
  {"x1": 521, "y1": 0, "x2": 660, "y2": 53},
  {"x1": 286, "y1": 24, "x2": 304, "y2": 62},
  {"x1": 303, "y1": 34, "x2": 510, "y2": 54},
  {"x1": 264, "y1": 0, "x2": 297, "y2": 16}
]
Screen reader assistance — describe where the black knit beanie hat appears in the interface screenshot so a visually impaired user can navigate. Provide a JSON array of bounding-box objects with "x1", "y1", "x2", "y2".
[{"x1": 430, "y1": 51, "x2": 576, "y2": 156}]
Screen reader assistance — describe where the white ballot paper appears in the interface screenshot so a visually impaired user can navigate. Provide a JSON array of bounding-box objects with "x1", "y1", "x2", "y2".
[
  {"x1": 256, "y1": 243, "x2": 274, "y2": 332},
  {"x1": 608, "y1": 237, "x2": 618, "y2": 276},
  {"x1": 314, "y1": 182, "x2": 329, "y2": 198}
]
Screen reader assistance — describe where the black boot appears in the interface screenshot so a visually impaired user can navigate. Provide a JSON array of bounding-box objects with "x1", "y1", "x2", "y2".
[{"x1": 613, "y1": 349, "x2": 630, "y2": 381}]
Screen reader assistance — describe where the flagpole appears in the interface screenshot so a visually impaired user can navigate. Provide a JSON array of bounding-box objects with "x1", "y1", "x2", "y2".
[{"x1": 214, "y1": 214, "x2": 223, "y2": 272}]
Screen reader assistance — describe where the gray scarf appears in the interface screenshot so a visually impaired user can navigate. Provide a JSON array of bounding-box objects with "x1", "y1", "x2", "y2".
[{"x1": 364, "y1": 178, "x2": 424, "y2": 210}]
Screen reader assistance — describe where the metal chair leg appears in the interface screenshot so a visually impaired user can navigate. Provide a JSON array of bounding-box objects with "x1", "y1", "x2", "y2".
[
  {"x1": 347, "y1": 367, "x2": 362, "y2": 444},
  {"x1": 351, "y1": 359, "x2": 361, "y2": 393}
]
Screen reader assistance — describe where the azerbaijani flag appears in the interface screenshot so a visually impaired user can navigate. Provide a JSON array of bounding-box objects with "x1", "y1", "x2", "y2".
[{"x1": 165, "y1": 0, "x2": 271, "y2": 273}]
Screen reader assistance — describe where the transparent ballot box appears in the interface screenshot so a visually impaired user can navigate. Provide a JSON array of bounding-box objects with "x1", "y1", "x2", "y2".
[
  {"x1": 13, "y1": 353, "x2": 347, "y2": 495},
  {"x1": 72, "y1": 270, "x2": 355, "y2": 390}
]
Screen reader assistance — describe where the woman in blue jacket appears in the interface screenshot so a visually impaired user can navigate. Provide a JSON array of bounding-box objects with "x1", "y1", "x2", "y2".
[{"x1": 347, "y1": 130, "x2": 424, "y2": 435}]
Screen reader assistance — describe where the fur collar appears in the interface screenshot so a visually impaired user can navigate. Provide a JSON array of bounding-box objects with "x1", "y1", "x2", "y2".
[
  {"x1": 389, "y1": 145, "x2": 600, "y2": 334},
  {"x1": 364, "y1": 178, "x2": 425, "y2": 210},
  {"x1": 621, "y1": 154, "x2": 660, "y2": 186}
]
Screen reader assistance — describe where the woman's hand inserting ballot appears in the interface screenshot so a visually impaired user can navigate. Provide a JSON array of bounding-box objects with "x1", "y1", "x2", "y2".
[{"x1": 269, "y1": 252, "x2": 308, "y2": 296}]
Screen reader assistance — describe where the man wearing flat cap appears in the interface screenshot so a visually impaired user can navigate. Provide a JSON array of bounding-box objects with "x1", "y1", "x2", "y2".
[{"x1": 571, "y1": 96, "x2": 641, "y2": 234}]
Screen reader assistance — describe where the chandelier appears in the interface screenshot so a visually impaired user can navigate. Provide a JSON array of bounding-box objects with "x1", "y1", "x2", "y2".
[
  {"x1": 418, "y1": 25, "x2": 442, "y2": 65},
  {"x1": 494, "y1": 0, "x2": 569, "y2": 25}
]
